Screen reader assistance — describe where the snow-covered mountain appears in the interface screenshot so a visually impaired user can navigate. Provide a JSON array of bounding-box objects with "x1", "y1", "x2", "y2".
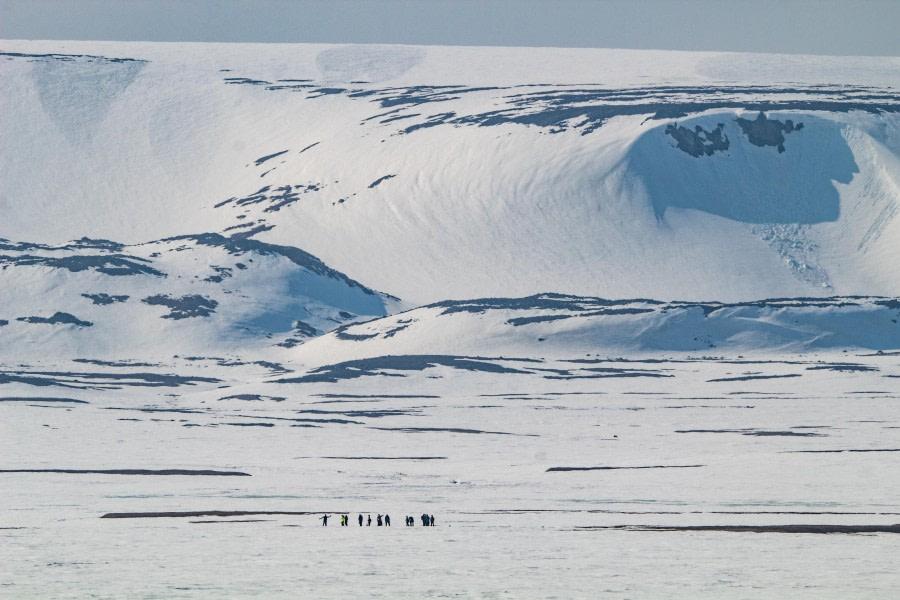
[{"x1": 1, "y1": 40, "x2": 898, "y2": 359}]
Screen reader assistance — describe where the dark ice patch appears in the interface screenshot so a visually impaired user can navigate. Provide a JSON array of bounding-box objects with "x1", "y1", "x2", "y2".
[
  {"x1": 142, "y1": 294, "x2": 218, "y2": 319},
  {"x1": 17, "y1": 312, "x2": 92, "y2": 327}
]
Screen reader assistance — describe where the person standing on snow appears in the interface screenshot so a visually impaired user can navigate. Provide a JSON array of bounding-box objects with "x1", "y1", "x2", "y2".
[
  {"x1": 320, "y1": 514, "x2": 330, "y2": 526},
  {"x1": 358, "y1": 514, "x2": 363, "y2": 526},
  {"x1": 385, "y1": 514, "x2": 391, "y2": 526}
]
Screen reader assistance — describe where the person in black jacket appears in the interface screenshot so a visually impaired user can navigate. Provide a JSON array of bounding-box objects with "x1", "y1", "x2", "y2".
[
  {"x1": 358, "y1": 514, "x2": 363, "y2": 526},
  {"x1": 385, "y1": 514, "x2": 391, "y2": 526}
]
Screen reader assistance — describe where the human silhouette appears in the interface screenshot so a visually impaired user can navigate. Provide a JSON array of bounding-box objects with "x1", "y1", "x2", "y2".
[
  {"x1": 421, "y1": 513, "x2": 428, "y2": 526},
  {"x1": 358, "y1": 514, "x2": 363, "y2": 526},
  {"x1": 430, "y1": 515, "x2": 435, "y2": 526},
  {"x1": 367, "y1": 515, "x2": 372, "y2": 526},
  {"x1": 320, "y1": 514, "x2": 329, "y2": 526},
  {"x1": 377, "y1": 514, "x2": 383, "y2": 526},
  {"x1": 385, "y1": 514, "x2": 391, "y2": 526}
]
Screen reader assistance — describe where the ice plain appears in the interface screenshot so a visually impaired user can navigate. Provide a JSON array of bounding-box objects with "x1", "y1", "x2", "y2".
[{"x1": 1, "y1": 40, "x2": 899, "y2": 598}]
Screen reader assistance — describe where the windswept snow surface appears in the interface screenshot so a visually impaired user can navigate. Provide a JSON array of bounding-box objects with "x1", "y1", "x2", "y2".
[
  {"x1": 2, "y1": 40, "x2": 900, "y2": 598},
  {"x1": 2, "y1": 352, "x2": 900, "y2": 598}
]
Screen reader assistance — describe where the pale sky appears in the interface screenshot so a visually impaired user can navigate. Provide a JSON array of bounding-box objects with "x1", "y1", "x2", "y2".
[{"x1": 1, "y1": 0, "x2": 898, "y2": 57}]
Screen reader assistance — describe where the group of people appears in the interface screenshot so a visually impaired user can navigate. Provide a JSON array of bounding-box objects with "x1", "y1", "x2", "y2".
[
  {"x1": 319, "y1": 513, "x2": 436, "y2": 527},
  {"x1": 410, "y1": 514, "x2": 435, "y2": 526}
]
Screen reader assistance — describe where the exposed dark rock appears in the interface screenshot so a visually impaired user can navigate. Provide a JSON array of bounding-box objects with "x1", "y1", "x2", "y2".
[
  {"x1": 368, "y1": 174, "x2": 396, "y2": 188},
  {"x1": 708, "y1": 374, "x2": 801, "y2": 382},
  {"x1": 0, "y1": 397, "x2": 88, "y2": 404},
  {"x1": 291, "y1": 320, "x2": 319, "y2": 337},
  {"x1": 218, "y1": 394, "x2": 286, "y2": 402},
  {"x1": 254, "y1": 149, "x2": 289, "y2": 166},
  {"x1": 787, "y1": 448, "x2": 900, "y2": 453},
  {"x1": 142, "y1": 294, "x2": 218, "y2": 319},
  {"x1": 736, "y1": 111, "x2": 803, "y2": 152},
  {"x1": 17, "y1": 312, "x2": 93, "y2": 327},
  {"x1": 81, "y1": 293, "x2": 129, "y2": 305},
  {"x1": 0, "y1": 370, "x2": 220, "y2": 388},
  {"x1": 371, "y1": 426, "x2": 533, "y2": 436},
  {"x1": 277, "y1": 355, "x2": 530, "y2": 383},
  {"x1": 675, "y1": 429, "x2": 824, "y2": 437},
  {"x1": 665, "y1": 122, "x2": 729, "y2": 157},
  {"x1": 72, "y1": 358, "x2": 158, "y2": 367},
  {"x1": 101, "y1": 510, "x2": 317, "y2": 519},
  {"x1": 317, "y1": 456, "x2": 447, "y2": 460},
  {"x1": 1, "y1": 469, "x2": 249, "y2": 476},
  {"x1": 0, "y1": 51, "x2": 144, "y2": 64},
  {"x1": 166, "y1": 233, "x2": 385, "y2": 297},
  {"x1": 547, "y1": 465, "x2": 703, "y2": 472},
  {"x1": 1, "y1": 253, "x2": 163, "y2": 277},
  {"x1": 578, "y1": 524, "x2": 900, "y2": 534}
]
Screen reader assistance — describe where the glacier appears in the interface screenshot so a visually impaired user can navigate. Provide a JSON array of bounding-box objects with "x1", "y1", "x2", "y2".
[{"x1": 1, "y1": 40, "x2": 899, "y2": 598}]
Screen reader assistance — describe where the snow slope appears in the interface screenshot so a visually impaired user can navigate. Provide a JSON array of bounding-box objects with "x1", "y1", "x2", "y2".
[
  {"x1": 1, "y1": 41, "x2": 898, "y2": 310},
  {"x1": 0, "y1": 234, "x2": 399, "y2": 360}
]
